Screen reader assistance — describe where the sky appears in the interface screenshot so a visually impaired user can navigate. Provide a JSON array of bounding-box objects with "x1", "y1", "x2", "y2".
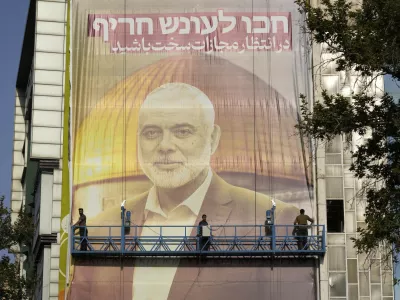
[
  {"x1": 0, "y1": 0, "x2": 29, "y2": 261},
  {"x1": 0, "y1": 0, "x2": 30, "y2": 207},
  {"x1": 0, "y1": 0, "x2": 398, "y2": 298}
]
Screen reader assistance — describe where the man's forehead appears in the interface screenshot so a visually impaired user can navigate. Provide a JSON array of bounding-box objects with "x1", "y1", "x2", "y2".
[
  {"x1": 139, "y1": 107, "x2": 211, "y2": 127},
  {"x1": 139, "y1": 87, "x2": 215, "y2": 127}
]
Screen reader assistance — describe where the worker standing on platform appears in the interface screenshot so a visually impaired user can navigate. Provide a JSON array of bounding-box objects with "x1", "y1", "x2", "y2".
[
  {"x1": 293, "y1": 209, "x2": 314, "y2": 250},
  {"x1": 197, "y1": 214, "x2": 210, "y2": 251},
  {"x1": 264, "y1": 199, "x2": 276, "y2": 249},
  {"x1": 73, "y1": 208, "x2": 88, "y2": 251},
  {"x1": 264, "y1": 219, "x2": 273, "y2": 249}
]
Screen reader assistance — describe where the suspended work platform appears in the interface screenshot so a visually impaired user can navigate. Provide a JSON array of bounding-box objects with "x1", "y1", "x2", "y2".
[{"x1": 71, "y1": 224, "x2": 326, "y2": 258}]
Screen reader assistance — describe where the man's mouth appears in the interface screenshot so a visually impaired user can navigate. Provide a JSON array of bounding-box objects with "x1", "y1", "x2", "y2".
[{"x1": 153, "y1": 161, "x2": 183, "y2": 170}]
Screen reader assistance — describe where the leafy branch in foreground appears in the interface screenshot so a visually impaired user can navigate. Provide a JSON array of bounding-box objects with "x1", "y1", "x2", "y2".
[
  {"x1": 295, "y1": 0, "x2": 400, "y2": 270},
  {"x1": 0, "y1": 196, "x2": 34, "y2": 299},
  {"x1": 295, "y1": 0, "x2": 400, "y2": 79},
  {"x1": 297, "y1": 91, "x2": 400, "y2": 261}
]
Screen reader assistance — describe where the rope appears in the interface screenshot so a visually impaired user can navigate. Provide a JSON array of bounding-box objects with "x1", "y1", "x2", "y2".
[{"x1": 121, "y1": 0, "x2": 127, "y2": 297}]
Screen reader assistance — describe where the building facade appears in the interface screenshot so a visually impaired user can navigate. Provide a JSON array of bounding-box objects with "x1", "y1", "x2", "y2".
[
  {"x1": 12, "y1": 0, "x2": 67, "y2": 299},
  {"x1": 10, "y1": 0, "x2": 395, "y2": 299}
]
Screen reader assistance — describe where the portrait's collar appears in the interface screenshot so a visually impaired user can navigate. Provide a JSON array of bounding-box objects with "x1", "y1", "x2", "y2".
[{"x1": 144, "y1": 168, "x2": 213, "y2": 219}]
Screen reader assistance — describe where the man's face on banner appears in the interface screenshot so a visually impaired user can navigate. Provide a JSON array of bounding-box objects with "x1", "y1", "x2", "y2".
[{"x1": 138, "y1": 83, "x2": 220, "y2": 189}]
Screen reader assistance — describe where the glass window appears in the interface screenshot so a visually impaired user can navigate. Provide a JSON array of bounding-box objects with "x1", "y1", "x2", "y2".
[
  {"x1": 382, "y1": 273, "x2": 393, "y2": 296},
  {"x1": 348, "y1": 284, "x2": 358, "y2": 300},
  {"x1": 327, "y1": 200, "x2": 344, "y2": 232},
  {"x1": 359, "y1": 272, "x2": 370, "y2": 296},
  {"x1": 322, "y1": 74, "x2": 340, "y2": 95},
  {"x1": 344, "y1": 173, "x2": 355, "y2": 188},
  {"x1": 326, "y1": 178, "x2": 344, "y2": 199},
  {"x1": 326, "y1": 135, "x2": 342, "y2": 153},
  {"x1": 371, "y1": 284, "x2": 382, "y2": 300},
  {"x1": 329, "y1": 272, "x2": 346, "y2": 297},
  {"x1": 328, "y1": 247, "x2": 346, "y2": 271},
  {"x1": 346, "y1": 234, "x2": 357, "y2": 258},
  {"x1": 344, "y1": 188, "x2": 355, "y2": 210},
  {"x1": 345, "y1": 211, "x2": 356, "y2": 233},
  {"x1": 343, "y1": 148, "x2": 352, "y2": 164},
  {"x1": 321, "y1": 53, "x2": 339, "y2": 74},
  {"x1": 347, "y1": 259, "x2": 358, "y2": 283},
  {"x1": 359, "y1": 252, "x2": 369, "y2": 271},
  {"x1": 326, "y1": 165, "x2": 342, "y2": 176},
  {"x1": 326, "y1": 154, "x2": 342, "y2": 164},
  {"x1": 356, "y1": 199, "x2": 367, "y2": 221},
  {"x1": 370, "y1": 260, "x2": 381, "y2": 283},
  {"x1": 328, "y1": 234, "x2": 345, "y2": 245}
]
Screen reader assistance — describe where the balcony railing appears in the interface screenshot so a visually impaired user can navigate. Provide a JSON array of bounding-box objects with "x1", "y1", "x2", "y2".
[{"x1": 71, "y1": 224, "x2": 326, "y2": 257}]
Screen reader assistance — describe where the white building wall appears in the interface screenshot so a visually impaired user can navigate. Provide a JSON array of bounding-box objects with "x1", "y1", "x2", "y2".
[
  {"x1": 32, "y1": 2, "x2": 68, "y2": 299},
  {"x1": 32, "y1": 0, "x2": 67, "y2": 160},
  {"x1": 9, "y1": 0, "x2": 68, "y2": 298},
  {"x1": 39, "y1": 173, "x2": 53, "y2": 235},
  {"x1": 312, "y1": 40, "x2": 394, "y2": 300},
  {"x1": 50, "y1": 243, "x2": 61, "y2": 299},
  {"x1": 42, "y1": 247, "x2": 52, "y2": 300},
  {"x1": 11, "y1": 90, "x2": 27, "y2": 223},
  {"x1": 308, "y1": 1, "x2": 393, "y2": 297},
  {"x1": 52, "y1": 170, "x2": 63, "y2": 234}
]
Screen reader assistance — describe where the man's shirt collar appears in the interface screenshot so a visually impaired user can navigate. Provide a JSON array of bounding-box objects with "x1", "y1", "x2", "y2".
[{"x1": 144, "y1": 168, "x2": 213, "y2": 219}]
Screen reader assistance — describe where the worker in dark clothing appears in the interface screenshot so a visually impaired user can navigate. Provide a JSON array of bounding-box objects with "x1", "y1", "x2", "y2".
[
  {"x1": 264, "y1": 219, "x2": 273, "y2": 249},
  {"x1": 73, "y1": 208, "x2": 88, "y2": 251},
  {"x1": 197, "y1": 214, "x2": 210, "y2": 251},
  {"x1": 264, "y1": 199, "x2": 276, "y2": 250},
  {"x1": 293, "y1": 209, "x2": 314, "y2": 250}
]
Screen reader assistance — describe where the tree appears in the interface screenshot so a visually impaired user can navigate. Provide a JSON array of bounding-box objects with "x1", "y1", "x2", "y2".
[
  {"x1": 295, "y1": 0, "x2": 400, "y2": 268},
  {"x1": 0, "y1": 196, "x2": 34, "y2": 299}
]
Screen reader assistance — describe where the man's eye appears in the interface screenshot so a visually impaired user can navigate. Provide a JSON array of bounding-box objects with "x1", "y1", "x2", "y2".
[
  {"x1": 174, "y1": 129, "x2": 192, "y2": 138},
  {"x1": 143, "y1": 130, "x2": 161, "y2": 139}
]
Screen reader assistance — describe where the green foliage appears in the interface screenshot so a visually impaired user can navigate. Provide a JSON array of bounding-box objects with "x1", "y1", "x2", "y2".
[
  {"x1": 295, "y1": 0, "x2": 400, "y2": 271},
  {"x1": 0, "y1": 196, "x2": 14, "y2": 250},
  {"x1": 13, "y1": 208, "x2": 34, "y2": 248},
  {"x1": 296, "y1": 0, "x2": 400, "y2": 79},
  {"x1": 0, "y1": 196, "x2": 34, "y2": 299},
  {"x1": 0, "y1": 256, "x2": 27, "y2": 300}
]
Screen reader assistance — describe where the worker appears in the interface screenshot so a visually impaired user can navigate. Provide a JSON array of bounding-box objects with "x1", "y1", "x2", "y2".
[
  {"x1": 264, "y1": 199, "x2": 276, "y2": 249},
  {"x1": 293, "y1": 209, "x2": 314, "y2": 250},
  {"x1": 73, "y1": 208, "x2": 88, "y2": 251},
  {"x1": 264, "y1": 218, "x2": 273, "y2": 249},
  {"x1": 197, "y1": 214, "x2": 210, "y2": 251}
]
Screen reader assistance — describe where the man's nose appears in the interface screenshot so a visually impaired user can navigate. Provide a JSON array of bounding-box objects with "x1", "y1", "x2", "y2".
[{"x1": 158, "y1": 131, "x2": 176, "y2": 153}]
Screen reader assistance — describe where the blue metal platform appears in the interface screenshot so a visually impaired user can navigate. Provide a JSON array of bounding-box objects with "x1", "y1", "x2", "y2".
[{"x1": 71, "y1": 224, "x2": 326, "y2": 257}]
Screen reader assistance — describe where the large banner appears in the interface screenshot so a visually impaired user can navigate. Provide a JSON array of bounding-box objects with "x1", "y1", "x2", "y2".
[{"x1": 68, "y1": 0, "x2": 315, "y2": 299}]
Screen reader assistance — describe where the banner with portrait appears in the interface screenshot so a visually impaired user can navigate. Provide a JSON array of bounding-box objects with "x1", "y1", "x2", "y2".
[{"x1": 68, "y1": 0, "x2": 315, "y2": 298}]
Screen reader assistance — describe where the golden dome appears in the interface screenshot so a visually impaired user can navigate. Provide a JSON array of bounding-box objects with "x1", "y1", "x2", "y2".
[{"x1": 73, "y1": 55, "x2": 309, "y2": 187}]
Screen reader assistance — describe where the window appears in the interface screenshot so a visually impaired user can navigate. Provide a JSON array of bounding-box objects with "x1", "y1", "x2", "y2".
[{"x1": 327, "y1": 200, "x2": 344, "y2": 232}]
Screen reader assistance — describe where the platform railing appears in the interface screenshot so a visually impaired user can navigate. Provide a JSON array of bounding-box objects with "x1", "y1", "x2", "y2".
[{"x1": 71, "y1": 224, "x2": 326, "y2": 257}]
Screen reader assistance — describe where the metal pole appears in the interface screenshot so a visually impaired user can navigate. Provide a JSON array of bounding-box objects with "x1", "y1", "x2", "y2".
[
  {"x1": 121, "y1": 206, "x2": 126, "y2": 254},
  {"x1": 272, "y1": 208, "x2": 276, "y2": 251},
  {"x1": 272, "y1": 225, "x2": 276, "y2": 251},
  {"x1": 71, "y1": 226, "x2": 74, "y2": 252}
]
